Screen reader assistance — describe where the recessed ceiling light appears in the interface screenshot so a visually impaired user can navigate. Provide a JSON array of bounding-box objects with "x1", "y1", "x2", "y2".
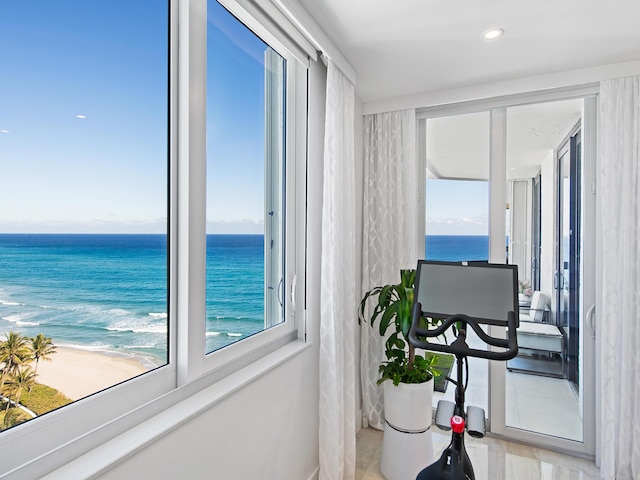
[
  {"x1": 76, "y1": 114, "x2": 87, "y2": 119},
  {"x1": 482, "y1": 28, "x2": 504, "y2": 40}
]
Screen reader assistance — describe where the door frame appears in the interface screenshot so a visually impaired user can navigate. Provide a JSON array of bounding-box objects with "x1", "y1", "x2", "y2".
[
  {"x1": 555, "y1": 124, "x2": 582, "y2": 390},
  {"x1": 417, "y1": 88, "x2": 598, "y2": 457}
]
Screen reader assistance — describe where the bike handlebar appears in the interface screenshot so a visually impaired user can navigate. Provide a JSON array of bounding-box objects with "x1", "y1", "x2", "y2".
[{"x1": 408, "y1": 302, "x2": 519, "y2": 361}]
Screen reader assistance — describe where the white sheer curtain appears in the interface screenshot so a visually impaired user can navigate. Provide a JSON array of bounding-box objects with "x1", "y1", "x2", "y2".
[
  {"x1": 599, "y1": 75, "x2": 640, "y2": 480},
  {"x1": 318, "y1": 59, "x2": 356, "y2": 480},
  {"x1": 509, "y1": 179, "x2": 532, "y2": 284},
  {"x1": 361, "y1": 109, "x2": 418, "y2": 430}
]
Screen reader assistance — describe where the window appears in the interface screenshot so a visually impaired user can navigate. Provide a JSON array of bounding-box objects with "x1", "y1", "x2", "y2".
[
  {"x1": 0, "y1": 0, "x2": 308, "y2": 475},
  {"x1": 0, "y1": 0, "x2": 169, "y2": 426},
  {"x1": 205, "y1": 1, "x2": 286, "y2": 353}
]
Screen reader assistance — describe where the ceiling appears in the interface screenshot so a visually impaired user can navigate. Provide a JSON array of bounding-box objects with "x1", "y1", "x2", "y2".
[
  {"x1": 293, "y1": 1, "x2": 631, "y2": 179},
  {"x1": 426, "y1": 98, "x2": 583, "y2": 180},
  {"x1": 297, "y1": 0, "x2": 640, "y2": 104}
]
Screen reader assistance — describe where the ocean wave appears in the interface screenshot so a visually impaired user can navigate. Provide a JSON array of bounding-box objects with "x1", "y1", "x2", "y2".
[
  {"x1": 15, "y1": 320, "x2": 40, "y2": 327},
  {"x1": 106, "y1": 324, "x2": 167, "y2": 334},
  {"x1": 148, "y1": 312, "x2": 167, "y2": 319},
  {"x1": 207, "y1": 331, "x2": 243, "y2": 337},
  {"x1": 0, "y1": 300, "x2": 22, "y2": 306},
  {"x1": 2, "y1": 313, "x2": 33, "y2": 323},
  {"x1": 212, "y1": 314, "x2": 260, "y2": 322}
]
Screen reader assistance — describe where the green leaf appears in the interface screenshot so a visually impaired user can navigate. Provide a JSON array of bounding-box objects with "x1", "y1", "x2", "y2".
[
  {"x1": 379, "y1": 303, "x2": 397, "y2": 336},
  {"x1": 359, "y1": 269, "x2": 445, "y2": 385}
]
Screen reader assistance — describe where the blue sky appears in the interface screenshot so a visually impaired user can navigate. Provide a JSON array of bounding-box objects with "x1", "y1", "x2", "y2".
[
  {"x1": 426, "y1": 179, "x2": 488, "y2": 235},
  {"x1": 0, "y1": 0, "x2": 269, "y2": 234},
  {"x1": 0, "y1": 1, "x2": 169, "y2": 233},
  {"x1": 206, "y1": 0, "x2": 270, "y2": 234},
  {"x1": 0, "y1": 1, "x2": 486, "y2": 235}
]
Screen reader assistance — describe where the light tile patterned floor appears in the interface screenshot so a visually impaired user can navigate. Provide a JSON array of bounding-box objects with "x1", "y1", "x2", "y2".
[{"x1": 356, "y1": 427, "x2": 601, "y2": 480}]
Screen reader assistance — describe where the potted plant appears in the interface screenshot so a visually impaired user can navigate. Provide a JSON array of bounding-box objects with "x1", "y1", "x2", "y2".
[
  {"x1": 358, "y1": 269, "x2": 439, "y2": 386},
  {"x1": 358, "y1": 268, "x2": 440, "y2": 480},
  {"x1": 518, "y1": 280, "x2": 532, "y2": 304}
]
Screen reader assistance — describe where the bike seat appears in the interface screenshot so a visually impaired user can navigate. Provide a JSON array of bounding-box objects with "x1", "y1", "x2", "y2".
[{"x1": 416, "y1": 448, "x2": 468, "y2": 480}]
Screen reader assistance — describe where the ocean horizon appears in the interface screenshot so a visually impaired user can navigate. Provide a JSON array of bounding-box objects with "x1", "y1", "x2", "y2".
[{"x1": 0, "y1": 233, "x2": 489, "y2": 365}]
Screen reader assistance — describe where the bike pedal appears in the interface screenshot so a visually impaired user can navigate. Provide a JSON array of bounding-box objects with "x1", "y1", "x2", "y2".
[
  {"x1": 434, "y1": 400, "x2": 455, "y2": 431},
  {"x1": 466, "y1": 405, "x2": 486, "y2": 438}
]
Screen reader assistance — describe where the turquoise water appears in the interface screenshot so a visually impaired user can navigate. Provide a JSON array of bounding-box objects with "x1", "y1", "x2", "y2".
[
  {"x1": 0, "y1": 234, "x2": 265, "y2": 365},
  {"x1": 0, "y1": 234, "x2": 488, "y2": 364},
  {"x1": 425, "y1": 235, "x2": 489, "y2": 262}
]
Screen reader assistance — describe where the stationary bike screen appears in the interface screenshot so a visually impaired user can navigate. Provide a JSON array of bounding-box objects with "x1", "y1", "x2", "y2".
[
  {"x1": 408, "y1": 260, "x2": 519, "y2": 480},
  {"x1": 414, "y1": 260, "x2": 519, "y2": 328}
]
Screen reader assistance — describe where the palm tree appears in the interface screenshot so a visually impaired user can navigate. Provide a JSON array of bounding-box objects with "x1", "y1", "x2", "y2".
[
  {"x1": 0, "y1": 332, "x2": 32, "y2": 393},
  {"x1": 4, "y1": 366, "x2": 36, "y2": 412},
  {"x1": 31, "y1": 333, "x2": 56, "y2": 376}
]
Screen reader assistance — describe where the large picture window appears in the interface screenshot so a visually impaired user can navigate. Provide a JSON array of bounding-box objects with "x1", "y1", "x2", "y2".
[
  {"x1": 0, "y1": 0, "x2": 169, "y2": 428},
  {"x1": 0, "y1": 0, "x2": 307, "y2": 474}
]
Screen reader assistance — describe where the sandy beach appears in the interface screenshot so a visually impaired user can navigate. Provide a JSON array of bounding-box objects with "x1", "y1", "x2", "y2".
[{"x1": 36, "y1": 347, "x2": 151, "y2": 401}]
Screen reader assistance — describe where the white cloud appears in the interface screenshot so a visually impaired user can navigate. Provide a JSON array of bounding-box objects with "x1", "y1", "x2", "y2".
[{"x1": 427, "y1": 215, "x2": 488, "y2": 235}]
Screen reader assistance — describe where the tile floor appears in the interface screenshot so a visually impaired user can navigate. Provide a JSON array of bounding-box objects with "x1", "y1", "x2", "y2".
[
  {"x1": 356, "y1": 427, "x2": 601, "y2": 480},
  {"x1": 434, "y1": 362, "x2": 582, "y2": 441},
  {"x1": 505, "y1": 370, "x2": 582, "y2": 441},
  {"x1": 434, "y1": 327, "x2": 583, "y2": 441}
]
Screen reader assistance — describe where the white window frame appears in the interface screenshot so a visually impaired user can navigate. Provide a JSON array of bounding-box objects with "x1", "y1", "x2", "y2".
[
  {"x1": 178, "y1": 0, "x2": 308, "y2": 383},
  {"x1": 0, "y1": 0, "x2": 310, "y2": 476}
]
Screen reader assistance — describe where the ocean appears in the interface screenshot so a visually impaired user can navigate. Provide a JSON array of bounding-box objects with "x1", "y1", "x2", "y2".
[
  {"x1": 0, "y1": 234, "x2": 488, "y2": 365},
  {"x1": 425, "y1": 235, "x2": 489, "y2": 262}
]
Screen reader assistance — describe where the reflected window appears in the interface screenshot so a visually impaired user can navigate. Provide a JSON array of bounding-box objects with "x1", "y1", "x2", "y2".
[{"x1": 205, "y1": 1, "x2": 286, "y2": 353}]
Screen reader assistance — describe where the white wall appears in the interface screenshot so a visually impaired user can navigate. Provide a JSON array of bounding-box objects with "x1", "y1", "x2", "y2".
[{"x1": 98, "y1": 354, "x2": 318, "y2": 479}]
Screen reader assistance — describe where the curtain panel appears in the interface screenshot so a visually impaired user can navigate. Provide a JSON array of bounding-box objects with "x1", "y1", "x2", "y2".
[
  {"x1": 599, "y1": 75, "x2": 640, "y2": 480},
  {"x1": 318, "y1": 59, "x2": 357, "y2": 480},
  {"x1": 510, "y1": 179, "x2": 532, "y2": 284},
  {"x1": 361, "y1": 109, "x2": 418, "y2": 430}
]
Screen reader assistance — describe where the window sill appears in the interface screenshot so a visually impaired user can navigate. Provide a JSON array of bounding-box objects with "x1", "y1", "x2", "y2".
[{"x1": 21, "y1": 340, "x2": 310, "y2": 480}]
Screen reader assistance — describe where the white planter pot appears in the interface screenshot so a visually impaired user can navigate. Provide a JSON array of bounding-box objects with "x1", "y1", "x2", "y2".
[
  {"x1": 380, "y1": 378, "x2": 435, "y2": 480},
  {"x1": 383, "y1": 379, "x2": 434, "y2": 432}
]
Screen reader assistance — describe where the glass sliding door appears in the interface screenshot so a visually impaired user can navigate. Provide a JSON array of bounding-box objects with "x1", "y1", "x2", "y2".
[
  {"x1": 420, "y1": 92, "x2": 597, "y2": 457},
  {"x1": 503, "y1": 100, "x2": 586, "y2": 444}
]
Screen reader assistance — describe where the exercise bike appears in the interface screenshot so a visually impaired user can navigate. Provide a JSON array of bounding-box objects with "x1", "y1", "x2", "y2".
[{"x1": 406, "y1": 260, "x2": 520, "y2": 480}]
